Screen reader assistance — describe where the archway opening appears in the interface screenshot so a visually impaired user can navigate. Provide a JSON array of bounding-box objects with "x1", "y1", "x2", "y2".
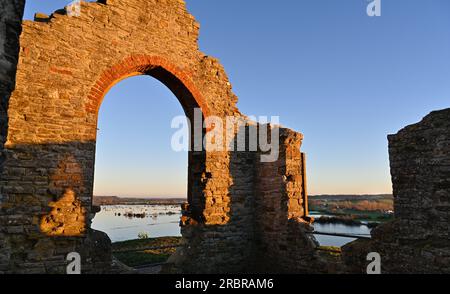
[{"x1": 90, "y1": 74, "x2": 194, "y2": 271}]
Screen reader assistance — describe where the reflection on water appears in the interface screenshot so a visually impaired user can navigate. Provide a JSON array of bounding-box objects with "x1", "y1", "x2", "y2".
[
  {"x1": 310, "y1": 211, "x2": 372, "y2": 247},
  {"x1": 91, "y1": 205, "x2": 182, "y2": 242},
  {"x1": 92, "y1": 206, "x2": 372, "y2": 247},
  {"x1": 312, "y1": 223, "x2": 372, "y2": 247}
]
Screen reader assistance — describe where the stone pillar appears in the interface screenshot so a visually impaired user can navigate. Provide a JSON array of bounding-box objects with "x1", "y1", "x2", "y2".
[
  {"x1": 169, "y1": 124, "x2": 258, "y2": 274},
  {"x1": 253, "y1": 126, "x2": 321, "y2": 273}
]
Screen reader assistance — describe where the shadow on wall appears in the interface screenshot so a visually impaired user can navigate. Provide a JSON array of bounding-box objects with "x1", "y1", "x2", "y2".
[
  {"x1": 0, "y1": 0, "x2": 26, "y2": 190},
  {"x1": 165, "y1": 124, "x2": 319, "y2": 274},
  {"x1": 165, "y1": 124, "x2": 258, "y2": 273},
  {"x1": 1, "y1": 137, "x2": 204, "y2": 273},
  {"x1": 2, "y1": 143, "x2": 94, "y2": 230},
  {"x1": 0, "y1": 141, "x2": 113, "y2": 273},
  {"x1": 40, "y1": 189, "x2": 86, "y2": 236},
  {"x1": 40, "y1": 155, "x2": 86, "y2": 237}
]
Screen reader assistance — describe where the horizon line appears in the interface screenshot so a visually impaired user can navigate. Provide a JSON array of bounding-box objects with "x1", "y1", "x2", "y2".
[{"x1": 94, "y1": 193, "x2": 393, "y2": 199}]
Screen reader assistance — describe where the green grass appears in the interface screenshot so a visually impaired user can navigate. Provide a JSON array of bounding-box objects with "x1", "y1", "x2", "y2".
[
  {"x1": 318, "y1": 245, "x2": 341, "y2": 252},
  {"x1": 310, "y1": 207, "x2": 393, "y2": 222},
  {"x1": 113, "y1": 251, "x2": 171, "y2": 267},
  {"x1": 317, "y1": 246, "x2": 342, "y2": 258},
  {"x1": 112, "y1": 237, "x2": 182, "y2": 267}
]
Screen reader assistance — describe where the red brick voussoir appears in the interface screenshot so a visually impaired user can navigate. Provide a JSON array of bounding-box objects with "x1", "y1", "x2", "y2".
[{"x1": 85, "y1": 55, "x2": 211, "y2": 117}]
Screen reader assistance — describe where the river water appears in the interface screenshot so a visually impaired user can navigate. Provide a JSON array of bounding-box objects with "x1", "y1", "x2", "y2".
[
  {"x1": 91, "y1": 205, "x2": 372, "y2": 247},
  {"x1": 91, "y1": 205, "x2": 182, "y2": 242}
]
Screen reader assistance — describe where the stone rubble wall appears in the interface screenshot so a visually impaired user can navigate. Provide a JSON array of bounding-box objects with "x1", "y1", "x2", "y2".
[
  {"x1": 343, "y1": 109, "x2": 450, "y2": 274},
  {"x1": 1, "y1": 0, "x2": 301, "y2": 274},
  {"x1": 388, "y1": 109, "x2": 450, "y2": 242},
  {"x1": 252, "y1": 127, "x2": 333, "y2": 273},
  {"x1": 0, "y1": 0, "x2": 24, "y2": 157},
  {"x1": 0, "y1": 0, "x2": 25, "y2": 274},
  {"x1": 1, "y1": 0, "x2": 449, "y2": 275},
  {"x1": 168, "y1": 124, "x2": 311, "y2": 273}
]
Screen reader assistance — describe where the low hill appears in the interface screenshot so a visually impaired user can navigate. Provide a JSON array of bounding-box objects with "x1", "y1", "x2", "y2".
[
  {"x1": 93, "y1": 196, "x2": 186, "y2": 206},
  {"x1": 309, "y1": 194, "x2": 393, "y2": 201}
]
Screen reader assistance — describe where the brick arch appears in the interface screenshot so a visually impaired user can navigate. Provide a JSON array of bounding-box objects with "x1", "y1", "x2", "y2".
[
  {"x1": 1, "y1": 0, "x2": 311, "y2": 274},
  {"x1": 86, "y1": 55, "x2": 209, "y2": 222},
  {"x1": 86, "y1": 55, "x2": 211, "y2": 118}
]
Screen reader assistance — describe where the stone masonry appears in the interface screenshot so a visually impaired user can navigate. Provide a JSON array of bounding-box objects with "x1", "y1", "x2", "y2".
[
  {"x1": 1, "y1": 0, "x2": 449, "y2": 274},
  {"x1": 342, "y1": 109, "x2": 450, "y2": 274},
  {"x1": 0, "y1": 0, "x2": 312, "y2": 274},
  {"x1": 0, "y1": 0, "x2": 26, "y2": 273}
]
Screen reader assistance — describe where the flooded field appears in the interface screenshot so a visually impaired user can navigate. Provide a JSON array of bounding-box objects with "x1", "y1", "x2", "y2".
[
  {"x1": 91, "y1": 205, "x2": 182, "y2": 242},
  {"x1": 92, "y1": 206, "x2": 373, "y2": 246}
]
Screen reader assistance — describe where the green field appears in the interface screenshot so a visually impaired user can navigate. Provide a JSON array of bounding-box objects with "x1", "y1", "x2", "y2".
[
  {"x1": 309, "y1": 194, "x2": 394, "y2": 223},
  {"x1": 112, "y1": 237, "x2": 182, "y2": 267}
]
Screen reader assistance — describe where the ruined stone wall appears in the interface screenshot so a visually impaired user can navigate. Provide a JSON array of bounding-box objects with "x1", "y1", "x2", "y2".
[
  {"x1": 0, "y1": 0, "x2": 24, "y2": 158},
  {"x1": 0, "y1": 0, "x2": 311, "y2": 275},
  {"x1": 343, "y1": 109, "x2": 450, "y2": 274},
  {"x1": 3, "y1": 0, "x2": 449, "y2": 275},
  {"x1": 172, "y1": 146, "x2": 258, "y2": 273},
  {"x1": 173, "y1": 126, "x2": 314, "y2": 274},
  {"x1": 389, "y1": 109, "x2": 450, "y2": 242},
  {"x1": 252, "y1": 128, "x2": 326, "y2": 273},
  {"x1": 0, "y1": 0, "x2": 26, "y2": 274},
  {"x1": 175, "y1": 147, "x2": 257, "y2": 273},
  {"x1": 0, "y1": 0, "x2": 265, "y2": 274},
  {"x1": 169, "y1": 124, "x2": 308, "y2": 273}
]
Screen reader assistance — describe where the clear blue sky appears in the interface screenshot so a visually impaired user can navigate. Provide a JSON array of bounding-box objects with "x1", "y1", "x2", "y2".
[{"x1": 24, "y1": 1, "x2": 450, "y2": 196}]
